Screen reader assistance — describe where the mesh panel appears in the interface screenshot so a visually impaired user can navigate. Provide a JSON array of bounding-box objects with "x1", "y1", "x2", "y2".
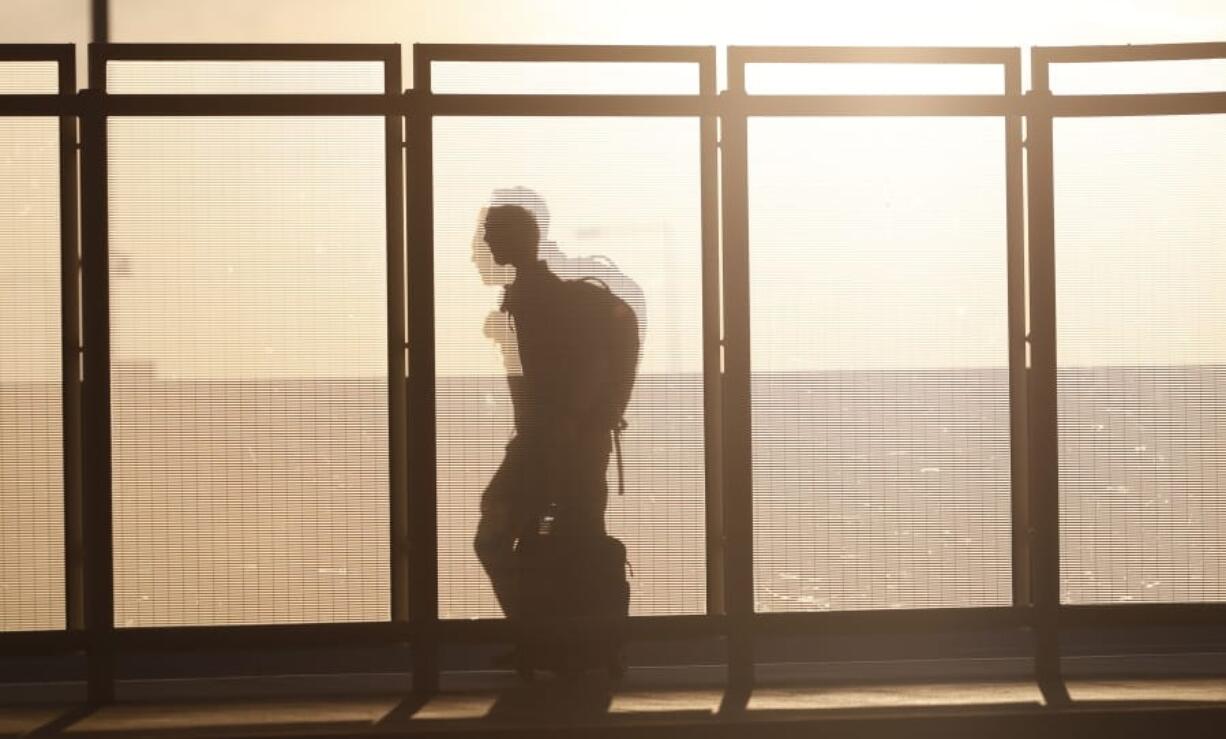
[
  {"x1": 431, "y1": 62, "x2": 698, "y2": 95},
  {"x1": 434, "y1": 116, "x2": 706, "y2": 618},
  {"x1": 0, "y1": 61, "x2": 59, "y2": 94},
  {"x1": 744, "y1": 63, "x2": 1003, "y2": 95},
  {"x1": 108, "y1": 106, "x2": 390, "y2": 625},
  {"x1": 1056, "y1": 115, "x2": 1226, "y2": 605},
  {"x1": 748, "y1": 117, "x2": 1012, "y2": 612},
  {"x1": 0, "y1": 113, "x2": 64, "y2": 631}
]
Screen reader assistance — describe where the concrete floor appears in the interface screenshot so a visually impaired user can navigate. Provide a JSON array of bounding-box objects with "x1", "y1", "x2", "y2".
[{"x1": 3, "y1": 674, "x2": 1226, "y2": 738}]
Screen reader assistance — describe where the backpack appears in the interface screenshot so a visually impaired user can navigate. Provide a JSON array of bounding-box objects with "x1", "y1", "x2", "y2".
[
  {"x1": 563, "y1": 277, "x2": 641, "y2": 432},
  {"x1": 564, "y1": 277, "x2": 641, "y2": 495}
]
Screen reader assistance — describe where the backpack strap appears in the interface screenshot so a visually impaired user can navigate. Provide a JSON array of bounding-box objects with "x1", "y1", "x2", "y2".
[
  {"x1": 570, "y1": 275, "x2": 632, "y2": 495},
  {"x1": 577, "y1": 275, "x2": 612, "y2": 293},
  {"x1": 612, "y1": 418, "x2": 628, "y2": 496}
]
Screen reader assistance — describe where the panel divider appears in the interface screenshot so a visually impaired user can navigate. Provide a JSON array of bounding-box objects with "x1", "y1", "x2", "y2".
[
  {"x1": 407, "y1": 44, "x2": 440, "y2": 695},
  {"x1": 718, "y1": 81, "x2": 756, "y2": 692},
  {"x1": 699, "y1": 47, "x2": 726, "y2": 622},
  {"x1": 1024, "y1": 60, "x2": 1068, "y2": 702},
  {"x1": 80, "y1": 44, "x2": 115, "y2": 705}
]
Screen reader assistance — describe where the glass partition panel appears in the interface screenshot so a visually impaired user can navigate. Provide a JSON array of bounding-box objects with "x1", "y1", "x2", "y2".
[
  {"x1": 108, "y1": 114, "x2": 390, "y2": 627},
  {"x1": 0, "y1": 102, "x2": 63, "y2": 631},
  {"x1": 748, "y1": 117, "x2": 1012, "y2": 612},
  {"x1": 434, "y1": 116, "x2": 706, "y2": 618},
  {"x1": 1055, "y1": 114, "x2": 1226, "y2": 605}
]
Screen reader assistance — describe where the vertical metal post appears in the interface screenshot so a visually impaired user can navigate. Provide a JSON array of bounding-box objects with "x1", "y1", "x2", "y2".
[
  {"x1": 406, "y1": 44, "x2": 439, "y2": 695},
  {"x1": 1004, "y1": 51, "x2": 1031, "y2": 610},
  {"x1": 91, "y1": 0, "x2": 109, "y2": 44},
  {"x1": 699, "y1": 48, "x2": 725, "y2": 619},
  {"x1": 719, "y1": 50, "x2": 755, "y2": 693},
  {"x1": 1025, "y1": 55, "x2": 1067, "y2": 703},
  {"x1": 385, "y1": 51, "x2": 410, "y2": 630},
  {"x1": 81, "y1": 44, "x2": 115, "y2": 704},
  {"x1": 58, "y1": 46, "x2": 85, "y2": 635}
]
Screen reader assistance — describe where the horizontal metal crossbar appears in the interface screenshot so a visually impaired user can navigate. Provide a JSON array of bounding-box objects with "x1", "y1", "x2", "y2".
[
  {"x1": 9, "y1": 603, "x2": 1225, "y2": 654},
  {"x1": 1036, "y1": 91, "x2": 1226, "y2": 117},
  {"x1": 94, "y1": 43, "x2": 400, "y2": 63},
  {"x1": 1034, "y1": 42, "x2": 1226, "y2": 64},
  {"x1": 113, "y1": 622, "x2": 408, "y2": 652},
  {"x1": 87, "y1": 93, "x2": 398, "y2": 115},
  {"x1": 0, "y1": 629, "x2": 87, "y2": 655},
  {"x1": 1059, "y1": 603, "x2": 1226, "y2": 628},
  {"x1": 422, "y1": 93, "x2": 714, "y2": 116},
  {"x1": 6, "y1": 92, "x2": 1222, "y2": 119},
  {"x1": 416, "y1": 43, "x2": 713, "y2": 65},
  {"x1": 0, "y1": 44, "x2": 74, "y2": 64},
  {"x1": 755, "y1": 607, "x2": 1030, "y2": 635},
  {"x1": 729, "y1": 46, "x2": 1019, "y2": 65},
  {"x1": 436, "y1": 615, "x2": 728, "y2": 643}
]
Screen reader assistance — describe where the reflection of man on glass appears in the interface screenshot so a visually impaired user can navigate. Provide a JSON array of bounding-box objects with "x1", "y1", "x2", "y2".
[
  {"x1": 471, "y1": 188, "x2": 645, "y2": 379},
  {"x1": 472, "y1": 187, "x2": 642, "y2": 622}
]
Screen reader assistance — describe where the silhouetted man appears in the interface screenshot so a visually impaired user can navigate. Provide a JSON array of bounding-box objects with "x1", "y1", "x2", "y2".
[{"x1": 473, "y1": 203, "x2": 616, "y2": 620}]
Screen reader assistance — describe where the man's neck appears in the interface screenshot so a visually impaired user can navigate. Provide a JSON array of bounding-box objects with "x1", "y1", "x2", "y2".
[{"x1": 512, "y1": 259, "x2": 550, "y2": 280}]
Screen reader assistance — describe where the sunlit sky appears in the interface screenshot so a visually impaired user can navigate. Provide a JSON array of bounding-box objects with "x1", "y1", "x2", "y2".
[
  {"x1": 2, "y1": 1, "x2": 1225, "y2": 378},
  {"x1": 5, "y1": 0, "x2": 1226, "y2": 78}
]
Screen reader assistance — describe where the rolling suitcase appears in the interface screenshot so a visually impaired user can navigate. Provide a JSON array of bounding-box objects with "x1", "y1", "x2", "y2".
[{"x1": 514, "y1": 512, "x2": 629, "y2": 680}]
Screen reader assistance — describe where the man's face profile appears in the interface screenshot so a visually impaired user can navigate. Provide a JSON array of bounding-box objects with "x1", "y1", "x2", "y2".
[
  {"x1": 483, "y1": 214, "x2": 514, "y2": 266},
  {"x1": 471, "y1": 206, "x2": 514, "y2": 286}
]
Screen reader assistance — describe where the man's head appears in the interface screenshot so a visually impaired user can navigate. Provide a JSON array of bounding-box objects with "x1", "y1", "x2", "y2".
[
  {"x1": 483, "y1": 204, "x2": 540, "y2": 267},
  {"x1": 492, "y1": 186, "x2": 550, "y2": 242}
]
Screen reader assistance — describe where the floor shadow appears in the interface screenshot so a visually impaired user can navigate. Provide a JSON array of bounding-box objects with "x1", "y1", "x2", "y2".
[
  {"x1": 22, "y1": 704, "x2": 98, "y2": 737},
  {"x1": 1039, "y1": 673, "x2": 1072, "y2": 707},
  {"x1": 373, "y1": 692, "x2": 430, "y2": 726},
  {"x1": 716, "y1": 683, "x2": 751, "y2": 717},
  {"x1": 484, "y1": 674, "x2": 615, "y2": 725}
]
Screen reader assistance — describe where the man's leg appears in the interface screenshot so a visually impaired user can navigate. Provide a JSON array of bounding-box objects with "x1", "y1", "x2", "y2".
[{"x1": 474, "y1": 439, "x2": 528, "y2": 619}]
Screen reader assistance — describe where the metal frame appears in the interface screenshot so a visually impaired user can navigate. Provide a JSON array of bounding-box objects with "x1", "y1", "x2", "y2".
[
  {"x1": 0, "y1": 44, "x2": 82, "y2": 661},
  {"x1": 3, "y1": 39, "x2": 1226, "y2": 705},
  {"x1": 76, "y1": 43, "x2": 407, "y2": 701},
  {"x1": 721, "y1": 45, "x2": 1033, "y2": 692},
  {"x1": 406, "y1": 44, "x2": 439, "y2": 696},
  {"x1": 1025, "y1": 43, "x2": 1226, "y2": 689},
  {"x1": 409, "y1": 43, "x2": 721, "y2": 693}
]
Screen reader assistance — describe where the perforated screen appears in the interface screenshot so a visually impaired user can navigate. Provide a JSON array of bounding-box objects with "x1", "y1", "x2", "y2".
[
  {"x1": 434, "y1": 115, "x2": 707, "y2": 618},
  {"x1": 0, "y1": 62, "x2": 64, "y2": 631},
  {"x1": 107, "y1": 61, "x2": 391, "y2": 627},
  {"x1": 1056, "y1": 114, "x2": 1226, "y2": 605},
  {"x1": 0, "y1": 61, "x2": 59, "y2": 95},
  {"x1": 748, "y1": 117, "x2": 1012, "y2": 611}
]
